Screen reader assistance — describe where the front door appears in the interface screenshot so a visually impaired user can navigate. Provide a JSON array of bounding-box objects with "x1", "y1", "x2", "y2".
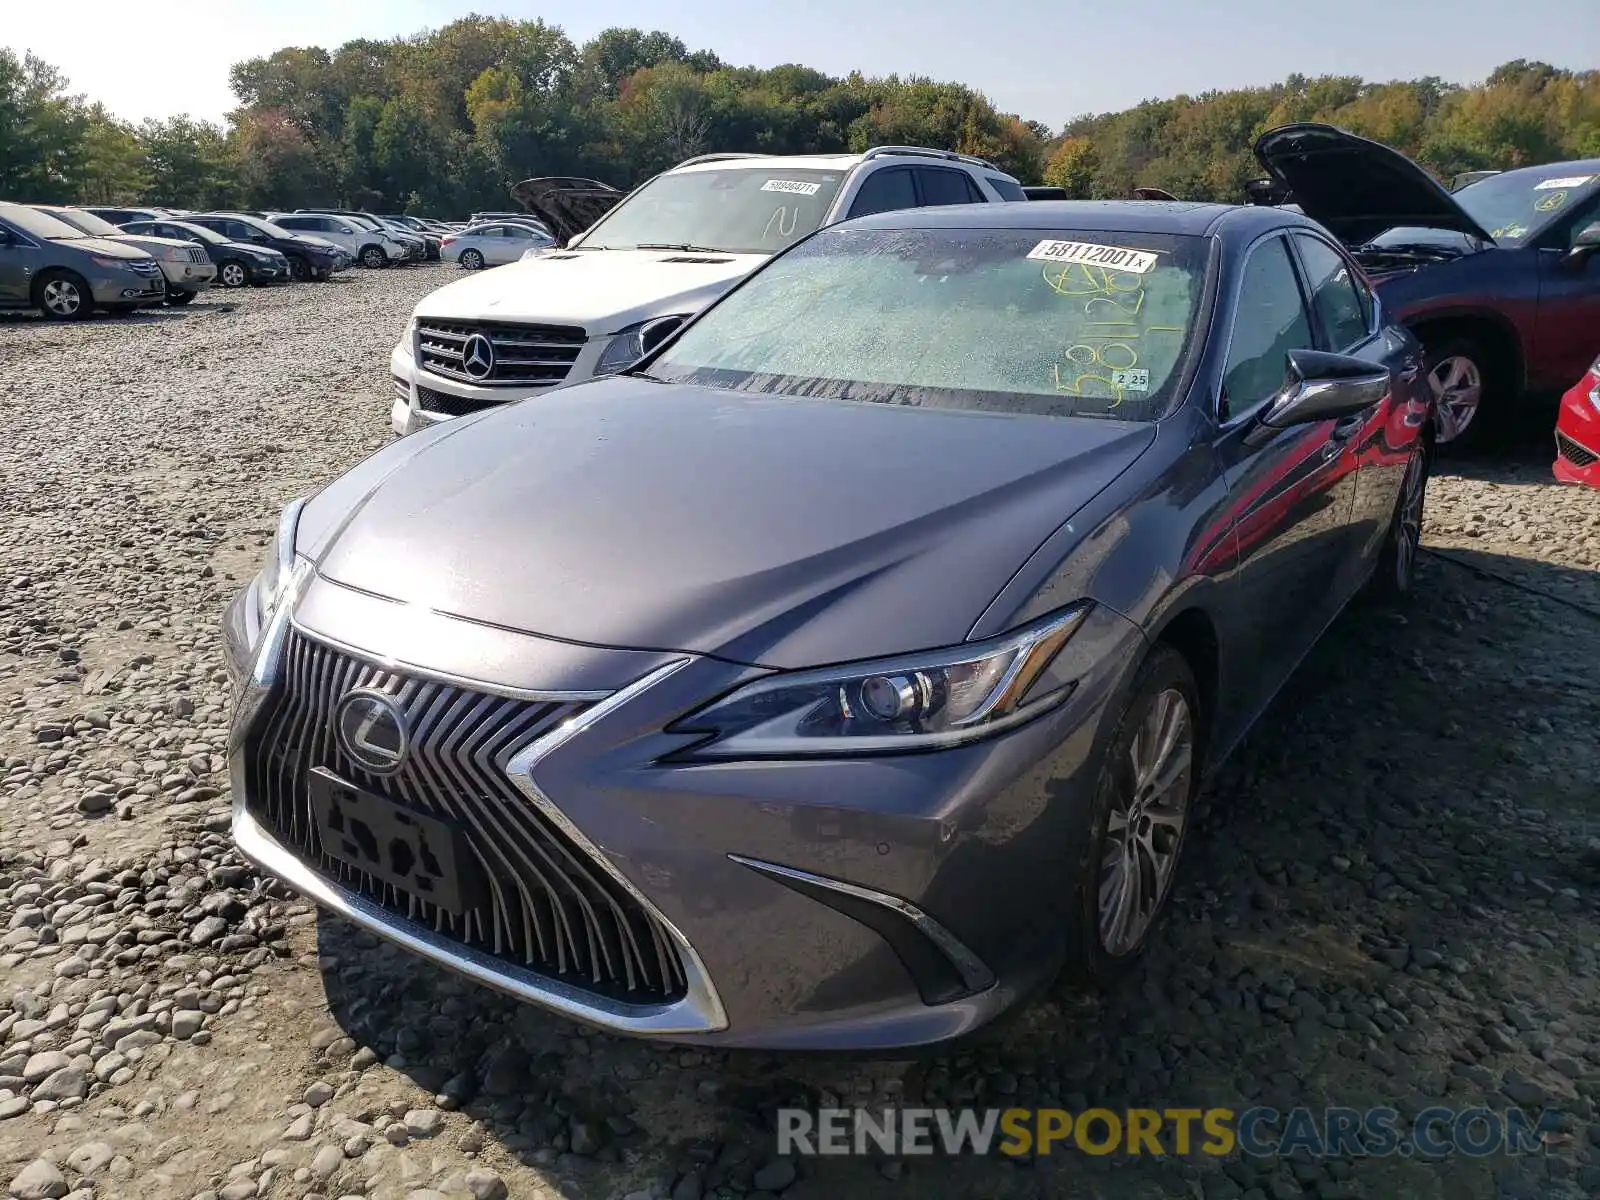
[
  {"x1": 1208, "y1": 234, "x2": 1363, "y2": 727},
  {"x1": 1533, "y1": 192, "x2": 1600, "y2": 391}
]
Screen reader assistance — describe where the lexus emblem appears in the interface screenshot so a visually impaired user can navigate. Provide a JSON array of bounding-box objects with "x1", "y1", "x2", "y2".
[
  {"x1": 335, "y1": 689, "x2": 409, "y2": 775},
  {"x1": 461, "y1": 332, "x2": 495, "y2": 380}
]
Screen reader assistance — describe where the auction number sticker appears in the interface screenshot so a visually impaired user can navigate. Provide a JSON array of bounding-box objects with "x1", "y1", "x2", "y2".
[
  {"x1": 1535, "y1": 175, "x2": 1594, "y2": 190},
  {"x1": 1027, "y1": 240, "x2": 1159, "y2": 274},
  {"x1": 762, "y1": 179, "x2": 822, "y2": 196},
  {"x1": 1111, "y1": 369, "x2": 1150, "y2": 391}
]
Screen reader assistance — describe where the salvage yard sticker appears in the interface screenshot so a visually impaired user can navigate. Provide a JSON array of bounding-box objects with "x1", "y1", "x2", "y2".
[
  {"x1": 1111, "y1": 368, "x2": 1150, "y2": 391},
  {"x1": 1027, "y1": 240, "x2": 1159, "y2": 273},
  {"x1": 1535, "y1": 175, "x2": 1594, "y2": 189},
  {"x1": 762, "y1": 179, "x2": 823, "y2": 195}
]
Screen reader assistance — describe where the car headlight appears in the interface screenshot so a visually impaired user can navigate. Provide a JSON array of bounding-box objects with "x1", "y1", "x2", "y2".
[
  {"x1": 250, "y1": 497, "x2": 310, "y2": 639},
  {"x1": 1589, "y1": 354, "x2": 1600, "y2": 411},
  {"x1": 596, "y1": 315, "x2": 692, "y2": 375},
  {"x1": 89, "y1": 254, "x2": 136, "y2": 270},
  {"x1": 668, "y1": 605, "x2": 1091, "y2": 758}
]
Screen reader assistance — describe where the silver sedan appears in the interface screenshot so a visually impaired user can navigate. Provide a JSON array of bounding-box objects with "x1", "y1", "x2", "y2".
[{"x1": 443, "y1": 222, "x2": 555, "y2": 269}]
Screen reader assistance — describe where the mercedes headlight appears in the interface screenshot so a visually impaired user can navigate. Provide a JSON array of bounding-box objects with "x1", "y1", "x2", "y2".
[
  {"x1": 596, "y1": 314, "x2": 691, "y2": 375},
  {"x1": 669, "y1": 605, "x2": 1091, "y2": 758}
]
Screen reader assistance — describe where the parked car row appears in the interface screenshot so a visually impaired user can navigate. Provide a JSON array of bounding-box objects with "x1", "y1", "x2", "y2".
[{"x1": 0, "y1": 200, "x2": 482, "y2": 319}]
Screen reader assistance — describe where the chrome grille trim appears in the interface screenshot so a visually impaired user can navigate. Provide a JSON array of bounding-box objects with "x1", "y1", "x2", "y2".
[
  {"x1": 243, "y1": 629, "x2": 687, "y2": 1003},
  {"x1": 417, "y1": 318, "x2": 586, "y2": 387}
]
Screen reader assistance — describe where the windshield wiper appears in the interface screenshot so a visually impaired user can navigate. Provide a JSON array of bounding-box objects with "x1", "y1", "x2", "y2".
[{"x1": 634, "y1": 242, "x2": 726, "y2": 253}]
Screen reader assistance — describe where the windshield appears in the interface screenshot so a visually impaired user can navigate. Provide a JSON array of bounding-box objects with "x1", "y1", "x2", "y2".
[
  {"x1": 645, "y1": 226, "x2": 1209, "y2": 421},
  {"x1": 579, "y1": 167, "x2": 845, "y2": 254},
  {"x1": 1451, "y1": 167, "x2": 1600, "y2": 245},
  {"x1": 236, "y1": 216, "x2": 292, "y2": 238},
  {"x1": 46, "y1": 208, "x2": 122, "y2": 237},
  {"x1": 2, "y1": 205, "x2": 89, "y2": 240},
  {"x1": 165, "y1": 221, "x2": 224, "y2": 244}
]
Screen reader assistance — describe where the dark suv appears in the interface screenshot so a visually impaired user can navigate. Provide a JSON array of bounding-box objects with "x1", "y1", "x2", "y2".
[
  {"x1": 1255, "y1": 124, "x2": 1600, "y2": 446},
  {"x1": 186, "y1": 213, "x2": 345, "y2": 281}
]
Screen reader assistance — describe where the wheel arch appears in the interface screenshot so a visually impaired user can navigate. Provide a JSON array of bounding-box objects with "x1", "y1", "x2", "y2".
[
  {"x1": 31, "y1": 267, "x2": 91, "y2": 314},
  {"x1": 1143, "y1": 605, "x2": 1220, "y2": 771},
  {"x1": 1406, "y1": 308, "x2": 1526, "y2": 399}
]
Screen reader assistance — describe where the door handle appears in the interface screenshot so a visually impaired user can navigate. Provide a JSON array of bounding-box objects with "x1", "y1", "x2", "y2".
[{"x1": 1331, "y1": 414, "x2": 1364, "y2": 441}]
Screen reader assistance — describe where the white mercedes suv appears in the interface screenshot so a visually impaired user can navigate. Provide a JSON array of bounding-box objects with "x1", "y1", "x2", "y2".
[{"x1": 389, "y1": 146, "x2": 1028, "y2": 434}]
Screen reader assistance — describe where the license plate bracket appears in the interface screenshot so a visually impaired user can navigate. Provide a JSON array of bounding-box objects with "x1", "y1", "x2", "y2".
[{"x1": 308, "y1": 767, "x2": 480, "y2": 915}]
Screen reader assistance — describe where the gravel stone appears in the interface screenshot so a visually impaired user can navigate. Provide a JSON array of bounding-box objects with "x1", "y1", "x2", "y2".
[{"x1": 6, "y1": 1159, "x2": 67, "y2": 1200}]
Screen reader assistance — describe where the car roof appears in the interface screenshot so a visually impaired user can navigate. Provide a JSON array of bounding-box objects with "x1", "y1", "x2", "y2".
[
  {"x1": 1469, "y1": 158, "x2": 1600, "y2": 183},
  {"x1": 667, "y1": 150, "x2": 1019, "y2": 179},
  {"x1": 843, "y1": 199, "x2": 1302, "y2": 237}
]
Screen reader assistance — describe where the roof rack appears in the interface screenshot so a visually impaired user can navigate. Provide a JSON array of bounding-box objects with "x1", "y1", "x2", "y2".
[
  {"x1": 674, "y1": 152, "x2": 769, "y2": 168},
  {"x1": 861, "y1": 144, "x2": 1000, "y2": 171}
]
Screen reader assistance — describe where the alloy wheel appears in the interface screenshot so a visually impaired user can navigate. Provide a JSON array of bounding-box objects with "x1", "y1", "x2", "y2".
[
  {"x1": 1098, "y1": 688, "x2": 1194, "y2": 956},
  {"x1": 41, "y1": 279, "x2": 82, "y2": 317},
  {"x1": 461, "y1": 249, "x2": 484, "y2": 270},
  {"x1": 220, "y1": 262, "x2": 247, "y2": 288},
  {"x1": 361, "y1": 247, "x2": 386, "y2": 268},
  {"x1": 1427, "y1": 355, "x2": 1482, "y2": 444}
]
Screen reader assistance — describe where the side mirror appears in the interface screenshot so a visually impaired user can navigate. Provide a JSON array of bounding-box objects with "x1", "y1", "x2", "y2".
[
  {"x1": 340, "y1": 226, "x2": 355, "y2": 234},
  {"x1": 1258, "y1": 348, "x2": 1389, "y2": 431},
  {"x1": 0, "y1": 228, "x2": 12, "y2": 246},
  {"x1": 639, "y1": 314, "x2": 686, "y2": 356},
  {"x1": 1566, "y1": 221, "x2": 1600, "y2": 266}
]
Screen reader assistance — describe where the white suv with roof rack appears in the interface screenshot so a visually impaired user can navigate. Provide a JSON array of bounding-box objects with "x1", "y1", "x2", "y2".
[{"x1": 389, "y1": 146, "x2": 1027, "y2": 434}]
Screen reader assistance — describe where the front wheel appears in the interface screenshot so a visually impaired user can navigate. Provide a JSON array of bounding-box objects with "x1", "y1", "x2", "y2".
[
  {"x1": 1369, "y1": 442, "x2": 1431, "y2": 599},
  {"x1": 165, "y1": 286, "x2": 196, "y2": 306},
  {"x1": 459, "y1": 248, "x2": 485, "y2": 270},
  {"x1": 217, "y1": 260, "x2": 248, "y2": 288},
  {"x1": 1063, "y1": 645, "x2": 1199, "y2": 986},
  {"x1": 1424, "y1": 338, "x2": 1490, "y2": 448},
  {"x1": 360, "y1": 245, "x2": 388, "y2": 269},
  {"x1": 36, "y1": 270, "x2": 91, "y2": 320},
  {"x1": 287, "y1": 256, "x2": 311, "y2": 282}
]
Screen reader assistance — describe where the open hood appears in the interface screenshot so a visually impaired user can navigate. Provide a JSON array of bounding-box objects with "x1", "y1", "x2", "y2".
[
  {"x1": 1253, "y1": 123, "x2": 1494, "y2": 245},
  {"x1": 509, "y1": 176, "x2": 624, "y2": 242}
]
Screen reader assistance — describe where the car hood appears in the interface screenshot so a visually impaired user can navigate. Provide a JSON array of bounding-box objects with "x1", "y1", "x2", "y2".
[
  {"x1": 287, "y1": 234, "x2": 340, "y2": 252},
  {"x1": 1253, "y1": 123, "x2": 1495, "y2": 245},
  {"x1": 304, "y1": 379, "x2": 1155, "y2": 668},
  {"x1": 107, "y1": 233, "x2": 196, "y2": 252},
  {"x1": 56, "y1": 236, "x2": 150, "y2": 260},
  {"x1": 412, "y1": 249, "x2": 766, "y2": 335},
  {"x1": 510, "y1": 176, "x2": 624, "y2": 242}
]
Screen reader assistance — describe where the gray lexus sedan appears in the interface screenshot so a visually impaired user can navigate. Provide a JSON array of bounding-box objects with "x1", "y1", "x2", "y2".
[{"x1": 224, "y1": 201, "x2": 1434, "y2": 1050}]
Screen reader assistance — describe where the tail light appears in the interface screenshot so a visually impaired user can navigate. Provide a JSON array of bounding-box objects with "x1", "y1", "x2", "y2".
[{"x1": 441, "y1": 235, "x2": 456, "y2": 247}]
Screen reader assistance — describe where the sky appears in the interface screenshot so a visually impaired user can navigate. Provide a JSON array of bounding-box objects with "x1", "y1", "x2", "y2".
[{"x1": 8, "y1": 0, "x2": 1598, "y2": 130}]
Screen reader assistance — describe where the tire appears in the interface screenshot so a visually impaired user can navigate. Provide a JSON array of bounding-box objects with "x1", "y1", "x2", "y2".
[
  {"x1": 165, "y1": 287, "x2": 196, "y2": 306},
  {"x1": 1062, "y1": 644, "x2": 1200, "y2": 986},
  {"x1": 287, "y1": 256, "x2": 311, "y2": 282},
  {"x1": 359, "y1": 244, "x2": 388, "y2": 269},
  {"x1": 1368, "y1": 440, "x2": 1431, "y2": 600},
  {"x1": 34, "y1": 270, "x2": 92, "y2": 320},
  {"x1": 1422, "y1": 337, "x2": 1493, "y2": 449},
  {"x1": 459, "y1": 248, "x2": 485, "y2": 270},
  {"x1": 217, "y1": 260, "x2": 249, "y2": 288}
]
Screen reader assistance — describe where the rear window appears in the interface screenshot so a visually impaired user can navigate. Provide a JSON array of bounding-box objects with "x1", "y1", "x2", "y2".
[
  {"x1": 987, "y1": 175, "x2": 1029, "y2": 202},
  {"x1": 646, "y1": 226, "x2": 1209, "y2": 422}
]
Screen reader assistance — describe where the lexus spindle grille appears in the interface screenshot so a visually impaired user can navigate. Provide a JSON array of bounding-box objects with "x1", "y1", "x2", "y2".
[
  {"x1": 245, "y1": 630, "x2": 688, "y2": 1003},
  {"x1": 417, "y1": 319, "x2": 586, "y2": 386}
]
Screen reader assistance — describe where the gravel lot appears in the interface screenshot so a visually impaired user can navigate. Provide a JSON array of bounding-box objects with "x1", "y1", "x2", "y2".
[{"x1": 0, "y1": 268, "x2": 1597, "y2": 1200}]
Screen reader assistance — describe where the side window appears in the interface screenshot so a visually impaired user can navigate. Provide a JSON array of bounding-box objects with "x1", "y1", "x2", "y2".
[
  {"x1": 847, "y1": 168, "x2": 917, "y2": 219},
  {"x1": 226, "y1": 221, "x2": 253, "y2": 240},
  {"x1": 505, "y1": 225, "x2": 534, "y2": 240},
  {"x1": 1222, "y1": 237, "x2": 1315, "y2": 417},
  {"x1": 986, "y1": 175, "x2": 1028, "y2": 202},
  {"x1": 916, "y1": 167, "x2": 983, "y2": 206},
  {"x1": 1294, "y1": 234, "x2": 1371, "y2": 350}
]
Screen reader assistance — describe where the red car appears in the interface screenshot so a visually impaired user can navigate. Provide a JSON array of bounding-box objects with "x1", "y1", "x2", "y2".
[{"x1": 1554, "y1": 357, "x2": 1600, "y2": 487}]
